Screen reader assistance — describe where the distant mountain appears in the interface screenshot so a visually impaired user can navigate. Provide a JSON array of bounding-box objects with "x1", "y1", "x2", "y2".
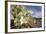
[{"x1": 27, "y1": 13, "x2": 42, "y2": 19}]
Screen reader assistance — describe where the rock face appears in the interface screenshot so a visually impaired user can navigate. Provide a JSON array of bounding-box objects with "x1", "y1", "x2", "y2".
[
  {"x1": 11, "y1": 5, "x2": 42, "y2": 29},
  {"x1": 32, "y1": 18, "x2": 42, "y2": 28}
]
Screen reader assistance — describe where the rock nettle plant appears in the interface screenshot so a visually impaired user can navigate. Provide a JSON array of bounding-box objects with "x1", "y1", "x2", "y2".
[{"x1": 11, "y1": 5, "x2": 36, "y2": 28}]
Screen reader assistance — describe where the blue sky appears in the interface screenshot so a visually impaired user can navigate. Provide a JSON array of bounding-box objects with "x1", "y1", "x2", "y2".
[{"x1": 25, "y1": 6, "x2": 42, "y2": 18}]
